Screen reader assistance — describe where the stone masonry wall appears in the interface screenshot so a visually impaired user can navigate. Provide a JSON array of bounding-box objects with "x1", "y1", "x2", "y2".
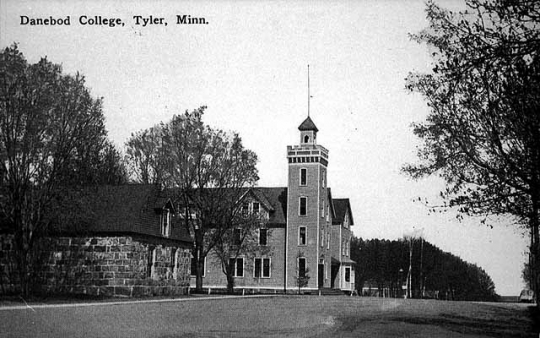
[
  {"x1": 0, "y1": 234, "x2": 17, "y2": 294},
  {"x1": 0, "y1": 234, "x2": 191, "y2": 297}
]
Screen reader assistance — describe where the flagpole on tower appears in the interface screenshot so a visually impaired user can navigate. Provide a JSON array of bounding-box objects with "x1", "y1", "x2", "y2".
[{"x1": 308, "y1": 64, "x2": 311, "y2": 117}]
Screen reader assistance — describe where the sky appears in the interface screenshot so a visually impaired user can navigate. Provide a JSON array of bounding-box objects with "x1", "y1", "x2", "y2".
[{"x1": 1, "y1": 0, "x2": 530, "y2": 296}]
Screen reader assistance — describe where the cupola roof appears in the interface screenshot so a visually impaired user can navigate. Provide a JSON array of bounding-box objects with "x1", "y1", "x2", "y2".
[{"x1": 298, "y1": 116, "x2": 319, "y2": 132}]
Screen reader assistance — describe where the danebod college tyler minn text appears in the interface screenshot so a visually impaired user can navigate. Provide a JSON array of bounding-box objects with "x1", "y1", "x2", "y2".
[{"x1": 19, "y1": 15, "x2": 209, "y2": 27}]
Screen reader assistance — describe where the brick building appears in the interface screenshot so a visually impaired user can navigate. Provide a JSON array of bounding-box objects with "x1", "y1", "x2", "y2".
[{"x1": 197, "y1": 116, "x2": 356, "y2": 293}]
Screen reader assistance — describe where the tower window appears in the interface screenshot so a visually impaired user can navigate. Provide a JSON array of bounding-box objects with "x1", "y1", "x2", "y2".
[
  {"x1": 300, "y1": 168, "x2": 307, "y2": 186},
  {"x1": 299, "y1": 197, "x2": 307, "y2": 216},
  {"x1": 304, "y1": 135, "x2": 310, "y2": 143},
  {"x1": 298, "y1": 257, "x2": 307, "y2": 278},
  {"x1": 299, "y1": 226, "x2": 306, "y2": 245}
]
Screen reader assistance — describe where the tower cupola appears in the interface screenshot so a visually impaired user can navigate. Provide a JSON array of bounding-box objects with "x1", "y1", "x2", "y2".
[{"x1": 298, "y1": 116, "x2": 318, "y2": 145}]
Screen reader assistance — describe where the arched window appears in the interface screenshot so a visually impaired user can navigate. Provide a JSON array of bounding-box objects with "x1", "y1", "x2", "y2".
[{"x1": 304, "y1": 135, "x2": 310, "y2": 143}]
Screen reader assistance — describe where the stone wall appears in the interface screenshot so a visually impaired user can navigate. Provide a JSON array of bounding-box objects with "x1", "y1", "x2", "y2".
[
  {"x1": 0, "y1": 234, "x2": 191, "y2": 297},
  {"x1": 0, "y1": 234, "x2": 17, "y2": 294}
]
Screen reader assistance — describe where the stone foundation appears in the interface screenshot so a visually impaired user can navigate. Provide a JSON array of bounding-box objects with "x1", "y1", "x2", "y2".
[{"x1": 0, "y1": 234, "x2": 191, "y2": 297}]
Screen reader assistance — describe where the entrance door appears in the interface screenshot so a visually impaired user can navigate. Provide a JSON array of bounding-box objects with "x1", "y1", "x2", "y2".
[
  {"x1": 331, "y1": 265, "x2": 339, "y2": 288},
  {"x1": 318, "y1": 264, "x2": 324, "y2": 288}
]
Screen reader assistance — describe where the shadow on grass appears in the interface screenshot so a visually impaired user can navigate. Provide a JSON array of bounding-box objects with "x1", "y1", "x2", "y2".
[
  {"x1": 339, "y1": 303, "x2": 537, "y2": 338},
  {"x1": 0, "y1": 293, "x2": 109, "y2": 304},
  {"x1": 393, "y1": 305, "x2": 536, "y2": 338}
]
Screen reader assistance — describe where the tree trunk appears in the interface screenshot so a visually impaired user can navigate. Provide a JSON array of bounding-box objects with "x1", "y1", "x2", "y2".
[
  {"x1": 226, "y1": 274, "x2": 235, "y2": 294},
  {"x1": 195, "y1": 256, "x2": 204, "y2": 292},
  {"x1": 193, "y1": 227, "x2": 205, "y2": 293},
  {"x1": 530, "y1": 196, "x2": 540, "y2": 307}
]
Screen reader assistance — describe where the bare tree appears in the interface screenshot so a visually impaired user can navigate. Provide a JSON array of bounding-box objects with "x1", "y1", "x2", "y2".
[
  {"x1": 212, "y1": 203, "x2": 270, "y2": 294},
  {"x1": 295, "y1": 251, "x2": 310, "y2": 294}
]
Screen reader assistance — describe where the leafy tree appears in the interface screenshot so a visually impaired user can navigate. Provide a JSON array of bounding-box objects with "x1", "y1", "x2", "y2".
[
  {"x1": 125, "y1": 108, "x2": 260, "y2": 292},
  {"x1": 125, "y1": 124, "x2": 166, "y2": 184},
  {"x1": 0, "y1": 45, "x2": 125, "y2": 296},
  {"x1": 404, "y1": 0, "x2": 540, "y2": 300}
]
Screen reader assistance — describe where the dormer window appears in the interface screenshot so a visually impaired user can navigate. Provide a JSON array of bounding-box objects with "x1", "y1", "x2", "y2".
[
  {"x1": 241, "y1": 201, "x2": 262, "y2": 216},
  {"x1": 161, "y1": 209, "x2": 171, "y2": 237}
]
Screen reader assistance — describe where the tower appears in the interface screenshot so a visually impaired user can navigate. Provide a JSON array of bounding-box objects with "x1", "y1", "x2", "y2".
[{"x1": 285, "y1": 116, "x2": 330, "y2": 290}]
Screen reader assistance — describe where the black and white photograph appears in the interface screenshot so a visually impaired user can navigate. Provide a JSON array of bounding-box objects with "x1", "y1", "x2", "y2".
[{"x1": 1, "y1": 0, "x2": 539, "y2": 336}]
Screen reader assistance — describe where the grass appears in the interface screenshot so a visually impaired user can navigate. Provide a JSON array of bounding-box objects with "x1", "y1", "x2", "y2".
[{"x1": 0, "y1": 295, "x2": 537, "y2": 337}]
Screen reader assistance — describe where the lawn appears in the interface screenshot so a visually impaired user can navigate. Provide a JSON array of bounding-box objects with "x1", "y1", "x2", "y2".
[{"x1": 0, "y1": 295, "x2": 537, "y2": 337}]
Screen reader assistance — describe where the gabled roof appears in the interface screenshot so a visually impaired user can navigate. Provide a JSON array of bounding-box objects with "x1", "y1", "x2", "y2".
[
  {"x1": 250, "y1": 187, "x2": 288, "y2": 227},
  {"x1": 332, "y1": 198, "x2": 354, "y2": 226},
  {"x1": 298, "y1": 116, "x2": 319, "y2": 132},
  {"x1": 239, "y1": 188, "x2": 274, "y2": 212},
  {"x1": 52, "y1": 184, "x2": 192, "y2": 244},
  {"x1": 327, "y1": 188, "x2": 336, "y2": 220},
  {"x1": 166, "y1": 186, "x2": 288, "y2": 228}
]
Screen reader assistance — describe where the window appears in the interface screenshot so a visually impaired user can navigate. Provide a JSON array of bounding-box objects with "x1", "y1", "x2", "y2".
[
  {"x1": 320, "y1": 230, "x2": 324, "y2": 247},
  {"x1": 233, "y1": 228, "x2": 242, "y2": 246},
  {"x1": 161, "y1": 209, "x2": 171, "y2": 237},
  {"x1": 304, "y1": 135, "x2": 310, "y2": 143},
  {"x1": 326, "y1": 205, "x2": 330, "y2": 222},
  {"x1": 229, "y1": 258, "x2": 244, "y2": 277},
  {"x1": 259, "y1": 228, "x2": 268, "y2": 246},
  {"x1": 299, "y1": 197, "x2": 307, "y2": 216},
  {"x1": 254, "y1": 258, "x2": 271, "y2": 278},
  {"x1": 190, "y1": 254, "x2": 206, "y2": 277},
  {"x1": 321, "y1": 200, "x2": 325, "y2": 218},
  {"x1": 147, "y1": 246, "x2": 156, "y2": 278},
  {"x1": 298, "y1": 257, "x2": 307, "y2": 278},
  {"x1": 299, "y1": 226, "x2": 306, "y2": 245},
  {"x1": 242, "y1": 202, "x2": 261, "y2": 216},
  {"x1": 345, "y1": 267, "x2": 351, "y2": 282},
  {"x1": 322, "y1": 172, "x2": 325, "y2": 188},
  {"x1": 171, "y1": 248, "x2": 177, "y2": 278},
  {"x1": 327, "y1": 231, "x2": 330, "y2": 250},
  {"x1": 300, "y1": 168, "x2": 307, "y2": 186}
]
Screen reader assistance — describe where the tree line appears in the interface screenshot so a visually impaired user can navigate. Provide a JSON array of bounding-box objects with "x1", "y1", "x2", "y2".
[{"x1": 351, "y1": 237, "x2": 499, "y2": 302}]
